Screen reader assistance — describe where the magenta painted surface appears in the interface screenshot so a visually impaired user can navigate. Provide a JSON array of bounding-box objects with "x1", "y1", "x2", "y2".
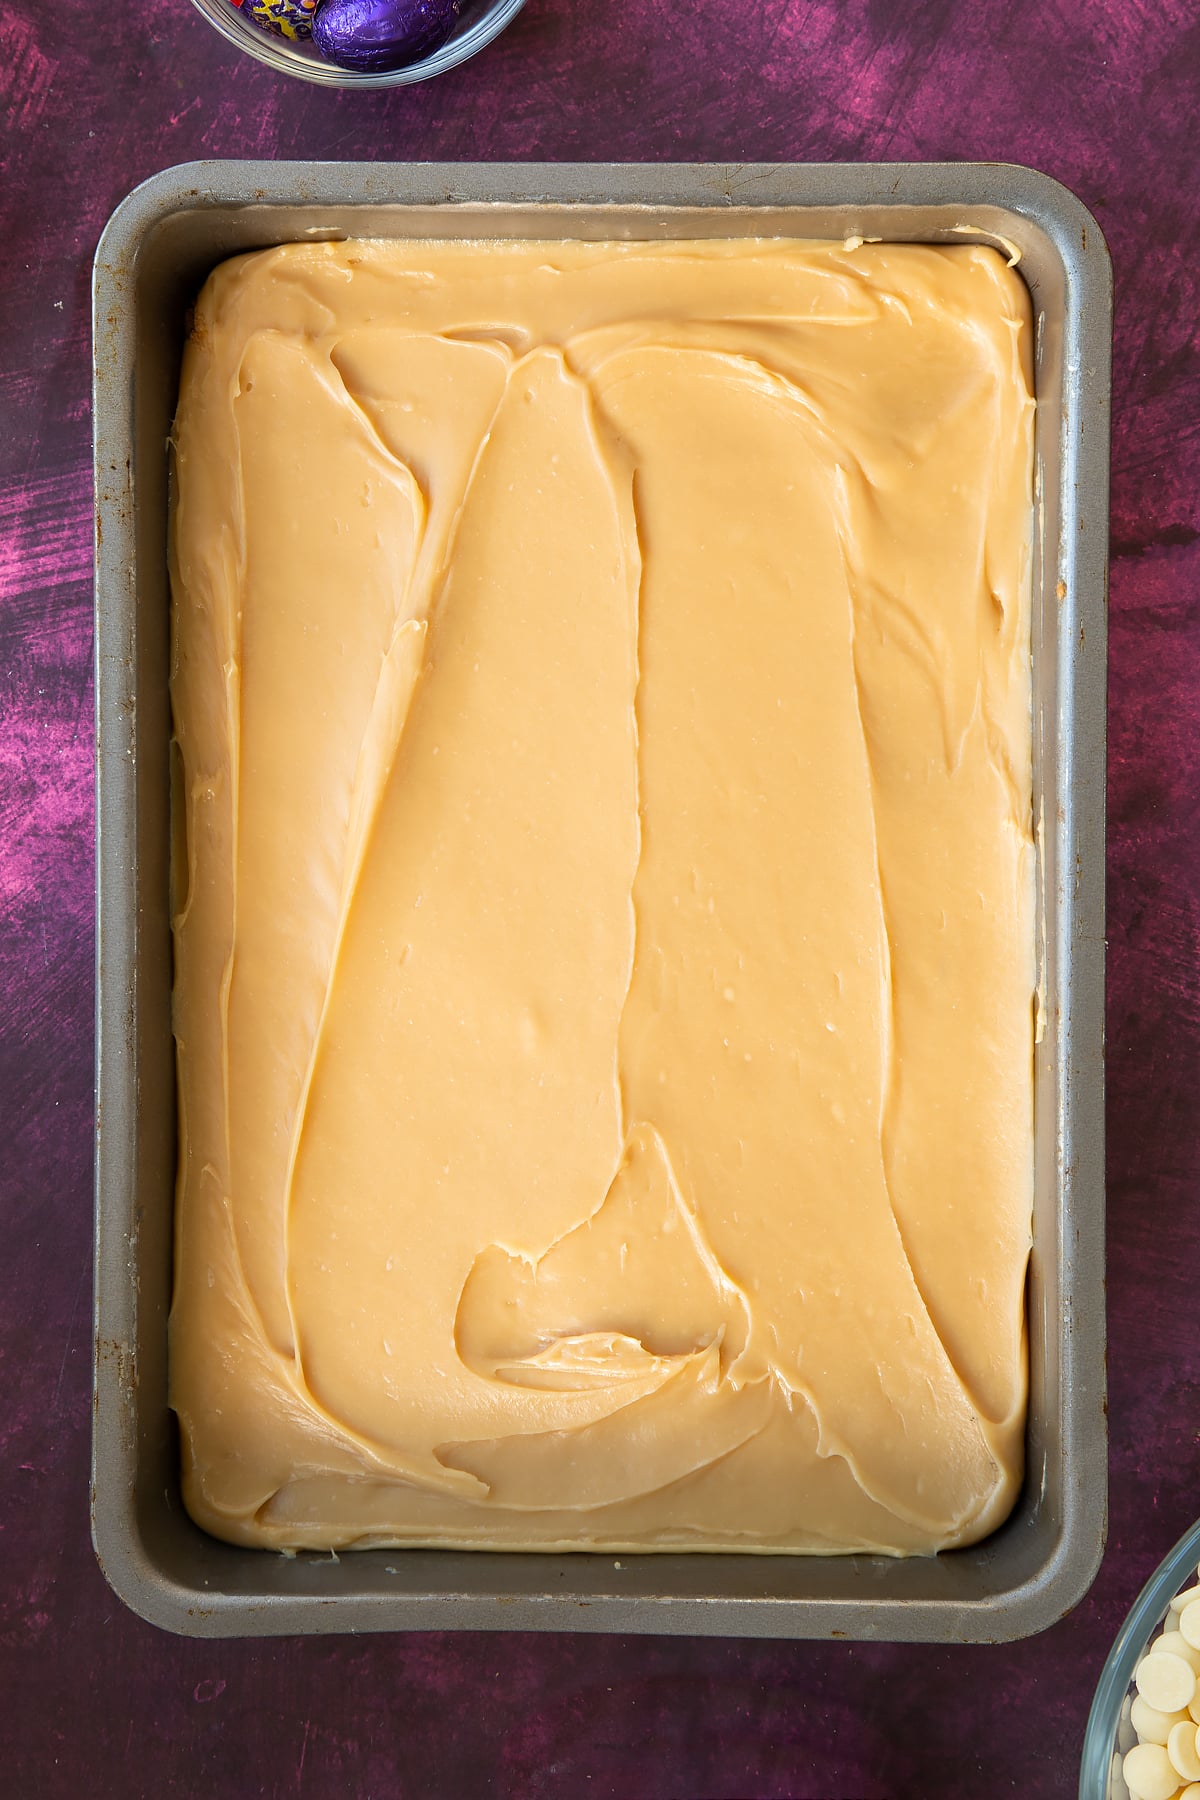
[{"x1": 2, "y1": 0, "x2": 1198, "y2": 1793}]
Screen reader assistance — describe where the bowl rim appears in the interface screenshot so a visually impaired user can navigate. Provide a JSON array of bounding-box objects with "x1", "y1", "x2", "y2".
[
  {"x1": 188, "y1": 0, "x2": 526, "y2": 88},
  {"x1": 1079, "y1": 1517, "x2": 1200, "y2": 1799}
]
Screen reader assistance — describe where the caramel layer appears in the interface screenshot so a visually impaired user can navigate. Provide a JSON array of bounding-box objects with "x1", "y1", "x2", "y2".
[{"x1": 169, "y1": 238, "x2": 1035, "y2": 1553}]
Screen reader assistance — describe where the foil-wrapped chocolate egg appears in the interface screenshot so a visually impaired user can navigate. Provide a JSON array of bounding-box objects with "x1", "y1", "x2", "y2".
[
  {"x1": 312, "y1": 0, "x2": 459, "y2": 71},
  {"x1": 241, "y1": 0, "x2": 318, "y2": 40}
]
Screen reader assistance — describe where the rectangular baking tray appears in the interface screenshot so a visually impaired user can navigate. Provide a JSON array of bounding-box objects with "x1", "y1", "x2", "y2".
[{"x1": 92, "y1": 160, "x2": 1110, "y2": 1640}]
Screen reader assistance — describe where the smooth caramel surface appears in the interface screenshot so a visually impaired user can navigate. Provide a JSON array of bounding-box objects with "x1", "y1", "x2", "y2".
[{"x1": 169, "y1": 237, "x2": 1035, "y2": 1553}]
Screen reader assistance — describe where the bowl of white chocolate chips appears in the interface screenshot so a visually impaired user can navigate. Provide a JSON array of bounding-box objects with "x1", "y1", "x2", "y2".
[{"x1": 1082, "y1": 1521, "x2": 1200, "y2": 1799}]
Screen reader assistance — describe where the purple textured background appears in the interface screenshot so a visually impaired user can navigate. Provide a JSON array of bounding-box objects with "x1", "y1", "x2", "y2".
[{"x1": 2, "y1": 0, "x2": 1198, "y2": 1793}]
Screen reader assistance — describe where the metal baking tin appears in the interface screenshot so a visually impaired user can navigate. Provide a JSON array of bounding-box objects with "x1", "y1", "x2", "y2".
[{"x1": 92, "y1": 160, "x2": 1110, "y2": 1640}]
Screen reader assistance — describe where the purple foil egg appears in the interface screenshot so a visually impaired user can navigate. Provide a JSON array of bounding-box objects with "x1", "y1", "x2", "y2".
[{"x1": 311, "y1": 0, "x2": 460, "y2": 71}]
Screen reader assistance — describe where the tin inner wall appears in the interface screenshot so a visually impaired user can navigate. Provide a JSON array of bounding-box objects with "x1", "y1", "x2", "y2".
[{"x1": 92, "y1": 162, "x2": 1109, "y2": 1640}]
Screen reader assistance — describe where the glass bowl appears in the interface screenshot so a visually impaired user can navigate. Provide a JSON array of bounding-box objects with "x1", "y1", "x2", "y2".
[
  {"x1": 1081, "y1": 1519, "x2": 1200, "y2": 1800},
  {"x1": 189, "y1": 0, "x2": 525, "y2": 87}
]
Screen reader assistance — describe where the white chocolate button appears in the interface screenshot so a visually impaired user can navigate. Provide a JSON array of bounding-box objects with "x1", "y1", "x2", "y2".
[
  {"x1": 1180, "y1": 1604, "x2": 1200, "y2": 1651},
  {"x1": 1169, "y1": 1721, "x2": 1200, "y2": 1781},
  {"x1": 1179, "y1": 1786, "x2": 1200, "y2": 1799},
  {"x1": 1137, "y1": 1651, "x2": 1197, "y2": 1714},
  {"x1": 1158, "y1": 1631, "x2": 1200, "y2": 1673},
  {"x1": 1171, "y1": 1586, "x2": 1200, "y2": 1617},
  {"x1": 1124, "y1": 1741, "x2": 1186, "y2": 1800},
  {"x1": 1133, "y1": 1695, "x2": 1188, "y2": 1745}
]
